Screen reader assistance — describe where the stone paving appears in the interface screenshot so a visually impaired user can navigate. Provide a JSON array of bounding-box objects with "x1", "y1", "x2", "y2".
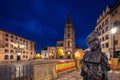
[
  {"x1": 54, "y1": 70, "x2": 120, "y2": 80},
  {"x1": 54, "y1": 70, "x2": 82, "y2": 80}
]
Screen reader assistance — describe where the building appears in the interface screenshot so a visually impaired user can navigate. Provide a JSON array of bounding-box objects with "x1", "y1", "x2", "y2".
[
  {"x1": 94, "y1": 0, "x2": 120, "y2": 59},
  {"x1": 41, "y1": 13, "x2": 83, "y2": 59},
  {"x1": 41, "y1": 45, "x2": 48, "y2": 59},
  {"x1": 0, "y1": 30, "x2": 36, "y2": 62}
]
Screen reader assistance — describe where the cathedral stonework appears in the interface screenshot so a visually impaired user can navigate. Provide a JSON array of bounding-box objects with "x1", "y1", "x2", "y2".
[
  {"x1": 64, "y1": 13, "x2": 75, "y2": 59},
  {"x1": 41, "y1": 13, "x2": 78, "y2": 59}
]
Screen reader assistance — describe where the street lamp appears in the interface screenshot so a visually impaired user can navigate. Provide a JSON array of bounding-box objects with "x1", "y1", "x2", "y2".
[
  {"x1": 111, "y1": 27, "x2": 117, "y2": 58},
  {"x1": 49, "y1": 53, "x2": 52, "y2": 59}
]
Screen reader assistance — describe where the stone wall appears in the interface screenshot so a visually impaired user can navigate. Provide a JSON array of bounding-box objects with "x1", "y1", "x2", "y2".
[{"x1": 33, "y1": 60, "x2": 57, "y2": 80}]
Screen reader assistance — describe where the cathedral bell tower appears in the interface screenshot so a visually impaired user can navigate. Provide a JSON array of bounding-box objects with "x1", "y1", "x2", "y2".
[{"x1": 64, "y1": 13, "x2": 75, "y2": 59}]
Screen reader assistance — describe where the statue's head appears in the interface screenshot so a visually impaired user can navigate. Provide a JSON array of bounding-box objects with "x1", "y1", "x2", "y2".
[{"x1": 86, "y1": 31, "x2": 100, "y2": 51}]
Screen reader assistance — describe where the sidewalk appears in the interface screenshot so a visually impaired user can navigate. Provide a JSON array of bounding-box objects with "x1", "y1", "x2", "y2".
[{"x1": 54, "y1": 70, "x2": 120, "y2": 80}]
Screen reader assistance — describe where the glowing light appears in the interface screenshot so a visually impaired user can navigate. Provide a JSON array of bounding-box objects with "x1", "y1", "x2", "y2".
[{"x1": 58, "y1": 48, "x2": 64, "y2": 56}]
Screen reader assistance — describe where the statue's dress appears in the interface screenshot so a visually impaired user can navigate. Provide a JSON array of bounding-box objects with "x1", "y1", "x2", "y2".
[{"x1": 81, "y1": 51, "x2": 109, "y2": 80}]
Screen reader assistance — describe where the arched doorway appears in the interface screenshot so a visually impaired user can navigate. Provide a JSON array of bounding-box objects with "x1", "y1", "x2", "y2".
[
  {"x1": 58, "y1": 48, "x2": 64, "y2": 59},
  {"x1": 67, "y1": 51, "x2": 71, "y2": 59},
  {"x1": 51, "y1": 53, "x2": 55, "y2": 59}
]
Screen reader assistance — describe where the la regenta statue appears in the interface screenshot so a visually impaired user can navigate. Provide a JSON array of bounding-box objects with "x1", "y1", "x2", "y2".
[{"x1": 80, "y1": 31, "x2": 110, "y2": 80}]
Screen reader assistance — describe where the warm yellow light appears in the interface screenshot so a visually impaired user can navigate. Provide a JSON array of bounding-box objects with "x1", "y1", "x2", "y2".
[
  {"x1": 111, "y1": 27, "x2": 117, "y2": 34},
  {"x1": 58, "y1": 48, "x2": 63, "y2": 56},
  {"x1": 49, "y1": 53, "x2": 52, "y2": 56},
  {"x1": 68, "y1": 51, "x2": 71, "y2": 55},
  {"x1": 17, "y1": 53, "x2": 21, "y2": 55},
  {"x1": 75, "y1": 51, "x2": 82, "y2": 59},
  {"x1": 20, "y1": 45, "x2": 24, "y2": 49},
  {"x1": 36, "y1": 54, "x2": 41, "y2": 59}
]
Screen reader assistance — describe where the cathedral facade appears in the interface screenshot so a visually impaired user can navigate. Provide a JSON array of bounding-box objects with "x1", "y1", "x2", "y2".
[{"x1": 41, "y1": 14, "x2": 82, "y2": 59}]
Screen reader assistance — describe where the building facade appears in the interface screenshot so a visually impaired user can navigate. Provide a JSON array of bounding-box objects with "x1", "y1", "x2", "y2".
[
  {"x1": 94, "y1": 0, "x2": 120, "y2": 59},
  {"x1": 41, "y1": 14, "x2": 83, "y2": 59},
  {"x1": 0, "y1": 30, "x2": 35, "y2": 62}
]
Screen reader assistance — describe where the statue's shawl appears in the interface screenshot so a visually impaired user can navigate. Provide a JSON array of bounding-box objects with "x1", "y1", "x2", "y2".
[{"x1": 83, "y1": 51, "x2": 101, "y2": 63}]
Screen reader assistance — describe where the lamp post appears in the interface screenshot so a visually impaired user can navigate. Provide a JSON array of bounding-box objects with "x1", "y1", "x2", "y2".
[
  {"x1": 111, "y1": 27, "x2": 118, "y2": 70},
  {"x1": 111, "y1": 27, "x2": 117, "y2": 58}
]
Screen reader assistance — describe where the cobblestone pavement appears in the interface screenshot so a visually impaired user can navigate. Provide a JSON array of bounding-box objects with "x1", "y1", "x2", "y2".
[
  {"x1": 54, "y1": 70, "x2": 120, "y2": 80},
  {"x1": 54, "y1": 70, "x2": 83, "y2": 80}
]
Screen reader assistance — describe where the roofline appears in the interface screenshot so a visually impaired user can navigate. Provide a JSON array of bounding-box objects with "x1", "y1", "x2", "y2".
[{"x1": 0, "y1": 29, "x2": 35, "y2": 43}]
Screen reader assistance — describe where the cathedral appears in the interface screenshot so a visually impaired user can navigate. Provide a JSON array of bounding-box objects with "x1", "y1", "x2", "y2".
[{"x1": 41, "y1": 13, "x2": 83, "y2": 59}]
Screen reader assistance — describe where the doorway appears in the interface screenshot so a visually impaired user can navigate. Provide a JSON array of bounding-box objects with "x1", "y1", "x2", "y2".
[{"x1": 17, "y1": 55, "x2": 21, "y2": 61}]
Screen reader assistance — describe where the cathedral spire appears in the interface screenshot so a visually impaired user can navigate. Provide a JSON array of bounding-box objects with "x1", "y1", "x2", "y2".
[{"x1": 66, "y1": 12, "x2": 72, "y2": 24}]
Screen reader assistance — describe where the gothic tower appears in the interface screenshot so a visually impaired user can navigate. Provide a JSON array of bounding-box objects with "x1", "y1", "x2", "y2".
[{"x1": 64, "y1": 13, "x2": 75, "y2": 59}]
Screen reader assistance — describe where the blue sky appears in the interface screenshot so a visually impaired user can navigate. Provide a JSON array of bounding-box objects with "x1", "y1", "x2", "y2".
[{"x1": 0, "y1": 0, "x2": 117, "y2": 52}]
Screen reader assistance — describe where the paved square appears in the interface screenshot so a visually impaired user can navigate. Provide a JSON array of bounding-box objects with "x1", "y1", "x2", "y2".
[{"x1": 54, "y1": 70, "x2": 120, "y2": 80}]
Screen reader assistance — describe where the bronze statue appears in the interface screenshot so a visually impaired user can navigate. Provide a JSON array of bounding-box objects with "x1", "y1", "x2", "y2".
[{"x1": 81, "y1": 31, "x2": 110, "y2": 80}]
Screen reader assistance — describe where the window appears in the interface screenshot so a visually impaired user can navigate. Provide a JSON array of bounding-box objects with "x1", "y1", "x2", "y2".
[
  {"x1": 113, "y1": 20, "x2": 120, "y2": 26},
  {"x1": 5, "y1": 38, "x2": 8, "y2": 41},
  {"x1": 68, "y1": 42, "x2": 70, "y2": 47},
  {"x1": 26, "y1": 55, "x2": 28, "y2": 58},
  {"x1": 10, "y1": 55, "x2": 13, "y2": 59},
  {"x1": 26, "y1": 40, "x2": 28, "y2": 43},
  {"x1": 23, "y1": 55, "x2": 25, "y2": 58},
  {"x1": 16, "y1": 37, "x2": 18, "y2": 40},
  {"x1": 106, "y1": 35, "x2": 109, "y2": 40},
  {"x1": 115, "y1": 40, "x2": 118, "y2": 45},
  {"x1": 4, "y1": 55, "x2": 8, "y2": 60},
  {"x1": 102, "y1": 29, "x2": 104, "y2": 34},
  {"x1": 11, "y1": 40, "x2": 13, "y2": 42},
  {"x1": 5, "y1": 43, "x2": 8, "y2": 47},
  {"x1": 5, "y1": 33, "x2": 8, "y2": 37},
  {"x1": 23, "y1": 51, "x2": 25, "y2": 53},
  {"x1": 11, "y1": 35, "x2": 14, "y2": 38},
  {"x1": 106, "y1": 43, "x2": 109, "y2": 48},
  {"x1": 10, "y1": 50, "x2": 14, "y2": 53},
  {"x1": 96, "y1": 28, "x2": 98, "y2": 31},
  {"x1": 4, "y1": 49, "x2": 9, "y2": 53},
  {"x1": 115, "y1": 10, "x2": 118, "y2": 14},
  {"x1": 99, "y1": 25, "x2": 101, "y2": 30},
  {"x1": 23, "y1": 40, "x2": 25, "y2": 42},
  {"x1": 102, "y1": 37, "x2": 104, "y2": 41},
  {"x1": 105, "y1": 19, "x2": 108, "y2": 25},
  {"x1": 11, "y1": 44, "x2": 13, "y2": 48},
  {"x1": 106, "y1": 26, "x2": 108, "y2": 32},
  {"x1": 20, "y1": 39, "x2": 22, "y2": 41},
  {"x1": 102, "y1": 22, "x2": 104, "y2": 27},
  {"x1": 102, "y1": 44, "x2": 104, "y2": 48},
  {"x1": 68, "y1": 34, "x2": 70, "y2": 37}
]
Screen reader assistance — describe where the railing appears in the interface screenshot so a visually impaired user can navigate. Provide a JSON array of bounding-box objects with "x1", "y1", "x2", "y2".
[{"x1": 0, "y1": 65, "x2": 33, "y2": 80}]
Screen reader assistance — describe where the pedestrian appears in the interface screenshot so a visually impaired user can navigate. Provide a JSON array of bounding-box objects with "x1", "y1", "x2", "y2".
[{"x1": 80, "y1": 31, "x2": 110, "y2": 80}]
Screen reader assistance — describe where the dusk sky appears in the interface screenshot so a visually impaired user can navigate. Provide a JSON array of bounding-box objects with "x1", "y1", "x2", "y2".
[{"x1": 0, "y1": 0, "x2": 117, "y2": 52}]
